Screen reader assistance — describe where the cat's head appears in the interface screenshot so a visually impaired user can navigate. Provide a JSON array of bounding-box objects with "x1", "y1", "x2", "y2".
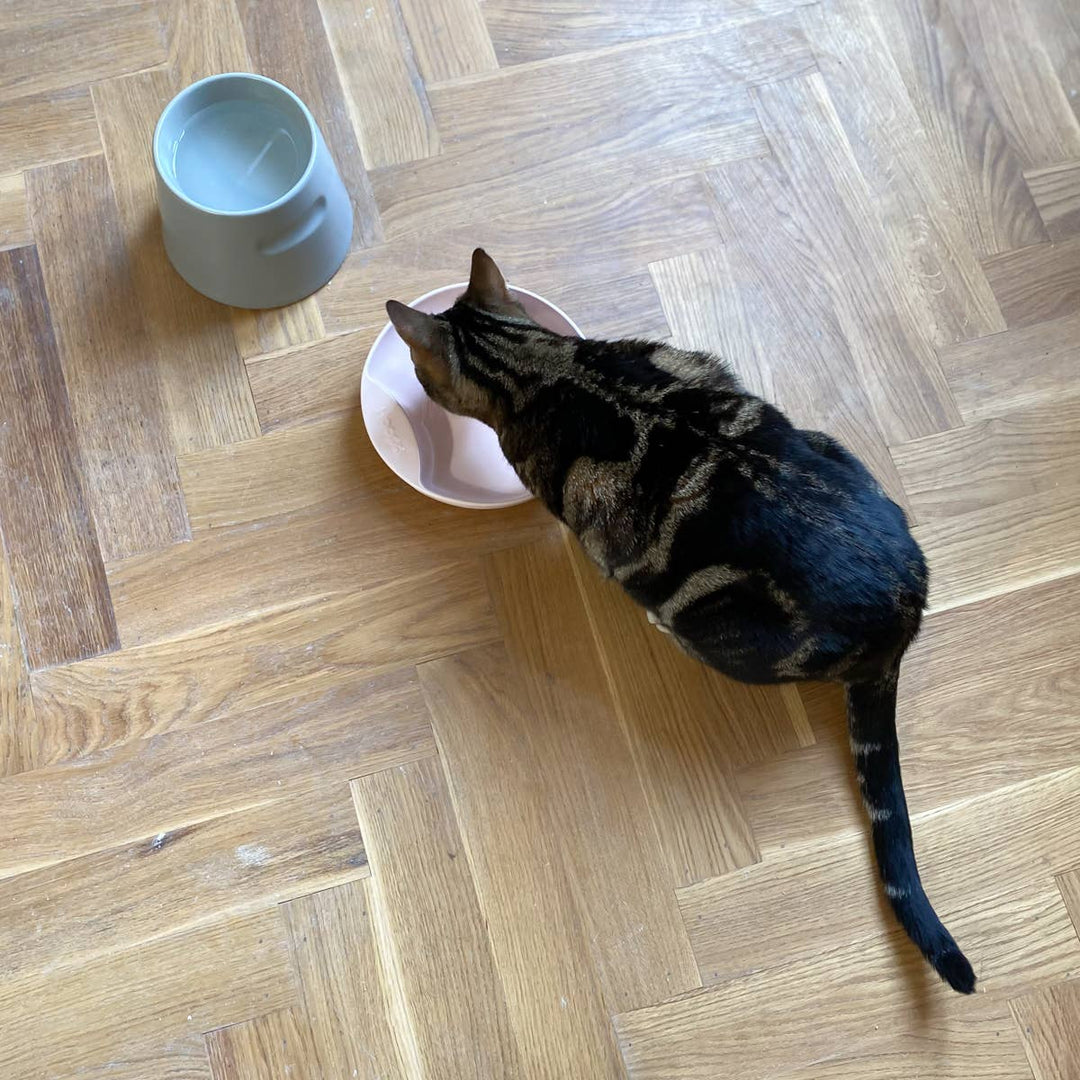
[{"x1": 385, "y1": 248, "x2": 535, "y2": 424}]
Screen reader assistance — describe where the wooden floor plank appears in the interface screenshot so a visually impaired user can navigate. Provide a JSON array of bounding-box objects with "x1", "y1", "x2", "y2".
[
  {"x1": 164, "y1": 0, "x2": 251, "y2": 82},
  {"x1": 206, "y1": 1008, "x2": 321, "y2": 1080},
  {"x1": 949, "y1": 0, "x2": 1080, "y2": 169},
  {"x1": 283, "y1": 879, "x2": 408, "y2": 1080},
  {"x1": 396, "y1": 0, "x2": 498, "y2": 83},
  {"x1": 319, "y1": 0, "x2": 440, "y2": 169},
  {"x1": 31, "y1": 561, "x2": 494, "y2": 762},
  {"x1": 0, "y1": 5, "x2": 166, "y2": 100},
  {"x1": 1011, "y1": 979, "x2": 1080, "y2": 1080},
  {"x1": 939, "y1": 309, "x2": 1080, "y2": 421},
  {"x1": 0, "y1": 87, "x2": 102, "y2": 175},
  {"x1": 485, "y1": 532, "x2": 701, "y2": 1012},
  {"x1": 0, "y1": 910, "x2": 296, "y2": 1079},
  {"x1": 230, "y1": 298, "x2": 326, "y2": 363},
  {"x1": 93, "y1": 70, "x2": 260, "y2": 452},
  {"x1": 1025, "y1": 160, "x2": 1080, "y2": 241},
  {"x1": 890, "y1": 397, "x2": 1080, "y2": 522},
  {"x1": 567, "y1": 539, "x2": 766, "y2": 887},
  {"x1": 803, "y1": 0, "x2": 1005, "y2": 346},
  {"x1": 0, "y1": 245, "x2": 118, "y2": 670},
  {"x1": 371, "y1": 18, "x2": 809, "y2": 237},
  {"x1": 0, "y1": 666, "x2": 432, "y2": 875},
  {"x1": 352, "y1": 757, "x2": 523, "y2": 1078},
  {"x1": 27, "y1": 155, "x2": 189, "y2": 561},
  {"x1": 245, "y1": 331, "x2": 367, "y2": 431},
  {"x1": 872, "y1": 0, "x2": 1047, "y2": 257},
  {"x1": 481, "y1": 0, "x2": 818, "y2": 64},
  {"x1": 981, "y1": 236, "x2": 1080, "y2": 328},
  {"x1": 0, "y1": 172, "x2": 29, "y2": 250},
  {"x1": 235, "y1": 0, "x2": 382, "y2": 250},
  {"x1": 0, "y1": 786, "x2": 366, "y2": 981},
  {"x1": 0, "y1": 544, "x2": 34, "y2": 777},
  {"x1": 749, "y1": 74, "x2": 962, "y2": 443},
  {"x1": 420, "y1": 645, "x2": 627, "y2": 1078}
]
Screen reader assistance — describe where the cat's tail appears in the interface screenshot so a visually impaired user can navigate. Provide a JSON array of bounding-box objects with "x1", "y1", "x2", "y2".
[{"x1": 845, "y1": 675, "x2": 975, "y2": 994}]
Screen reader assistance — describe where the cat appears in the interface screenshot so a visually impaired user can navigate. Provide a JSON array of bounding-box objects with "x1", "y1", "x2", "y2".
[{"x1": 385, "y1": 248, "x2": 976, "y2": 994}]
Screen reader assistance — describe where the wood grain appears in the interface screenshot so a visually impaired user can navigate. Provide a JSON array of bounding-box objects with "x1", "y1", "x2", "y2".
[
  {"x1": 206, "y1": 1008, "x2": 321, "y2": 1080},
  {"x1": 0, "y1": 245, "x2": 117, "y2": 670},
  {"x1": 485, "y1": 532, "x2": 701, "y2": 1012},
  {"x1": 93, "y1": 70, "x2": 260, "y2": 452},
  {"x1": 0, "y1": 544, "x2": 34, "y2": 777},
  {"x1": 982, "y1": 235, "x2": 1080, "y2": 328},
  {"x1": 0, "y1": 87, "x2": 101, "y2": 175},
  {"x1": 872, "y1": 0, "x2": 1047, "y2": 257},
  {"x1": 230, "y1": 298, "x2": 326, "y2": 363},
  {"x1": 32, "y1": 561, "x2": 495, "y2": 760},
  {"x1": 27, "y1": 155, "x2": 188, "y2": 561},
  {"x1": 0, "y1": 786, "x2": 366, "y2": 980},
  {"x1": 245, "y1": 330, "x2": 367, "y2": 430},
  {"x1": 420, "y1": 646, "x2": 627, "y2": 1078},
  {"x1": 0, "y1": 173, "x2": 29, "y2": 250},
  {"x1": 352, "y1": 757, "x2": 523, "y2": 1078},
  {"x1": 0, "y1": 4, "x2": 166, "y2": 100},
  {"x1": 481, "y1": 0, "x2": 819, "y2": 64},
  {"x1": 396, "y1": 0, "x2": 498, "y2": 83},
  {"x1": 0, "y1": 910, "x2": 296, "y2": 1079},
  {"x1": 319, "y1": 0, "x2": 440, "y2": 169},
  {"x1": 236, "y1": 0, "x2": 382, "y2": 249},
  {"x1": 0, "y1": 666, "x2": 432, "y2": 874},
  {"x1": 371, "y1": 18, "x2": 809, "y2": 236},
  {"x1": 1025, "y1": 160, "x2": 1080, "y2": 240},
  {"x1": 803, "y1": 0, "x2": 1005, "y2": 346},
  {"x1": 1011, "y1": 978, "x2": 1080, "y2": 1080},
  {"x1": 283, "y1": 879, "x2": 408, "y2": 1080},
  {"x1": 163, "y1": 0, "x2": 252, "y2": 82}
]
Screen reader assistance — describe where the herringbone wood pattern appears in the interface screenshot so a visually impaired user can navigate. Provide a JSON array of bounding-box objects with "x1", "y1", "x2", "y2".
[{"x1": 2, "y1": 1, "x2": 1079, "y2": 1077}]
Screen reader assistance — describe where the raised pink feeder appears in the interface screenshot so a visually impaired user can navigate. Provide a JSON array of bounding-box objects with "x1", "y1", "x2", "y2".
[{"x1": 361, "y1": 283, "x2": 582, "y2": 509}]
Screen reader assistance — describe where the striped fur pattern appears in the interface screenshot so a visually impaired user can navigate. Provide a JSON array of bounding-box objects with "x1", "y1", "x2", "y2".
[{"x1": 385, "y1": 249, "x2": 975, "y2": 993}]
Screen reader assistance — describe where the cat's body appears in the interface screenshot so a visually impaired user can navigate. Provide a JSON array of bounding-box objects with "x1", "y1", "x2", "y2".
[{"x1": 386, "y1": 249, "x2": 976, "y2": 994}]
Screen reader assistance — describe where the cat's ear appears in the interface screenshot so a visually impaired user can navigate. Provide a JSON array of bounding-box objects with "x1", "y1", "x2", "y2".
[
  {"x1": 386, "y1": 300, "x2": 444, "y2": 354},
  {"x1": 465, "y1": 247, "x2": 511, "y2": 307}
]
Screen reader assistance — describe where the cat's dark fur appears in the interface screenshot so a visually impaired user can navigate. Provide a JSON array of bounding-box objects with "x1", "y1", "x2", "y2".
[{"x1": 386, "y1": 249, "x2": 975, "y2": 994}]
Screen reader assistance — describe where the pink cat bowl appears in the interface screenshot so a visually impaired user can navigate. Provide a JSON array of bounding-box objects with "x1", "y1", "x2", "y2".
[{"x1": 361, "y1": 283, "x2": 583, "y2": 509}]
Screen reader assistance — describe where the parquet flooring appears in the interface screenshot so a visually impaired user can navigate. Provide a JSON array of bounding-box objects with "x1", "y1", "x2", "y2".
[{"x1": 1, "y1": 1, "x2": 1078, "y2": 1077}]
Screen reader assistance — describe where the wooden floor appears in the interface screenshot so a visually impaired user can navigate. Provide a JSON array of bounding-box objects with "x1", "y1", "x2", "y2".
[{"x1": 2, "y1": 1, "x2": 1079, "y2": 1077}]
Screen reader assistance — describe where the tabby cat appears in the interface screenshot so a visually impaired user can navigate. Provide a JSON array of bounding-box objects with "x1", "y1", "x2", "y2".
[{"x1": 385, "y1": 249, "x2": 975, "y2": 994}]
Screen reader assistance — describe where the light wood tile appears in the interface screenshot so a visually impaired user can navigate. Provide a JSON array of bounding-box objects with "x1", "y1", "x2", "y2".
[
  {"x1": 0, "y1": 786, "x2": 366, "y2": 980},
  {"x1": 245, "y1": 331, "x2": 368, "y2": 431},
  {"x1": 319, "y1": 0, "x2": 440, "y2": 169},
  {"x1": 0, "y1": 666, "x2": 432, "y2": 874},
  {"x1": 940, "y1": 309, "x2": 1080, "y2": 421},
  {"x1": 236, "y1": 0, "x2": 382, "y2": 249},
  {"x1": 0, "y1": 172, "x2": 29, "y2": 250},
  {"x1": 0, "y1": 245, "x2": 117, "y2": 670},
  {"x1": 982, "y1": 235, "x2": 1080, "y2": 328},
  {"x1": 27, "y1": 155, "x2": 189, "y2": 561},
  {"x1": 872, "y1": 0, "x2": 1047, "y2": 257},
  {"x1": 352, "y1": 757, "x2": 523, "y2": 1077},
  {"x1": 0, "y1": 5, "x2": 166, "y2": 100},
  {"x1": 164, "y1": 0, "x2": 252, "y2": 81},
  {"x1": 803, "y1": 0, "x2": 1005, "y2": 346},
  {"x1": 420, "y1": 645, "x2": 626, "y2": 1078},
  {"x1": 283, "y1": 879, "x2": 408, "y2": 1080},
  {"x1": 1026, "y1": 160, "x2": 1080, "y2": 240},
  {"x1": 93, "y1": 70, "x2": 260, "y2": 452},
  {"x1": 0, "y1": 87, "x2": 102, "y2": 175},
  {"x1": 1011, "y1": 979, "x2": 1080, "y2": 1080},
  {"x1": 230, "y1": 298, "x2": 326, "y2": 363},
  {"x1": 482, "y1": 0, "x2": 818, "y2": 64},
  {"x1": 485, "y1": 532, "x2": 701, "y2": 1012},
  {"x1": 891, "y1": 397, "x2": 1080, "y2": 521},
  {"x1": 0, "y1": 544, "x2": 34, "y2": 777},
  {"x1": 396, "y1": 0, "x2": 498, "y2": 83},
  {"x1": 0, "y1": 910, "x2": 296, "y2": 1079},
  {"x1": 32, "y1": 561, "x2": 495, "y2": 760},
  {"x1": 206, "y1": 1008, "x2": 321, "y2": 1080},
  {"x1": 371, "y1": 18, "x2": 809, "y2": 237}
]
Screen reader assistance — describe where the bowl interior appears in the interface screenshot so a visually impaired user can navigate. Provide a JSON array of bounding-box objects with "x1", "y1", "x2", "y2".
[
  {"x1": 157, "y1": 76, "x2": 314, "y2": 213},
  {"x1": 363, "y1": 284, "x2": 581, "y2": 508}
]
